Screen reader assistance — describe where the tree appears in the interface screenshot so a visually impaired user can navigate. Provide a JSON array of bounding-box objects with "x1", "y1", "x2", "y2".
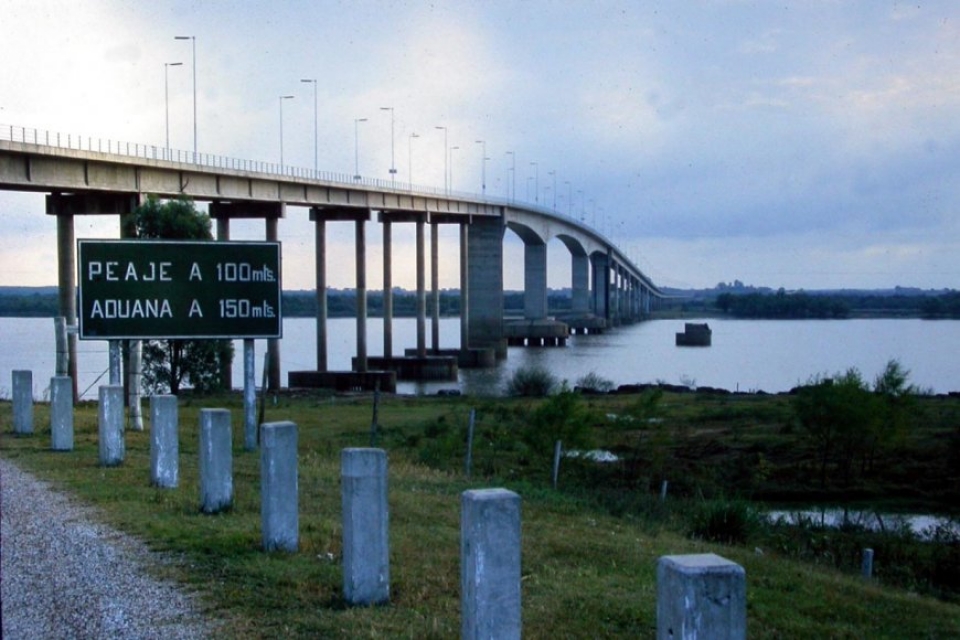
[{"x1": 130, "y1": 196, "x2": 233, "y2": 395}]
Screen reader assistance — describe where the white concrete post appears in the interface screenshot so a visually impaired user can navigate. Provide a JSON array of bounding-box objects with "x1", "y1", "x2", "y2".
[
  {"x1": 199, "y1": 408, "x2": 233, "y2": 513},
  {"x1": 98, "y1": 385, "x2": 125, "y2": 466},
  {"x1": 150, "y1": 395, "x2": 179, "y2": 488},
  {"x1": 261, "y1": 421, "x2": 299, "y2": 552},
  {"x1": 12, "y1": 370, "x2": 33, "y2": 435},
  {"x1": 341, "y1": 448, "x2": 389, "y2": 605},
  {"x1": 657, "y1": 553, "x2": 746, "y2": 640},
  {"x1": 862, "y1": 548, "x2": 874, "y2": 579},
  {"x1": 461, "y1": 488, "x2": 522, "y2": 640},
  {"x1": 50, "y1": 376, "x2": 73, "y2": 451}
]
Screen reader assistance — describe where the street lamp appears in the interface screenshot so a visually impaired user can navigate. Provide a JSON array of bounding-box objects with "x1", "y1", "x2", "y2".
[
  {"x1": 435, "y1": 126, "x2": 448, "y2": 194},
  {"x1": 354, "y1": 117, "x2": 367, "y2": 180},
  {"x1": 505, "y1": 151, "x2": 515, "y2": 202},
  {"x1": 449, "y1": 146, "x2": 459, "y2": 192},
  {"x1": 549, "y1": 170, "x2": 557, "y2": 210},
  {"x1": 408, "y1": 132, "x2": 419, "y2": 186},
  {"x1": 565, "y1": 181, "x2": 572, "y2": 217},
  {"x1": 475, "y1": 140, "x2": 487, "y2": 196},
  {"x1": 530, "y1": 162, "x2": 539, "y2": 204},
  {"x1": 279, "y1": 95, "x2": 294, "y2": 169},
  {"x1": 380, "y1": 106, "x2": 396, "y2": 183},
  {"x1": 300, "y1": 78, "x2": 317, "y2": 174},
  {"x1": 173, "y1": 35, "x2": 196, "y2": 161},
  {"x1": 163, "y1": 62, "x2": 182, "y2": 158}
]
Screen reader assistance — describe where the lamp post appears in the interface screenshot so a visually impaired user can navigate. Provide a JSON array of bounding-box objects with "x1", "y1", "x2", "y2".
[
  {"x1": 565, "y1": 181, "x2": 572, "y2": 218},
  {"x1": 435, "y1": 126, "x2": 448, "y2": 194},
  {"x1": 380, "y1": 106, "x2": 396, "y2": 183},
  {"x1": 279, "y1": 95, "x2": 294, "y2": 169},
  {"x1": 353, "y1": 117, "x2": 367, "y2": 180},
  {"x1": 530, "y1": 162, "x2": 539, "y2": 204},
  {"x1": 505, "y1": 151, "x2": 515, "y2": 202},
  {"x1": 408, "y1": 132, "x2": 419, "y2": 186},
  {"x1": 163, "y1": 62, "x2": 182, "y2": 158},
  {"x1": 475, "y1": 140, "x2": 487, "y2": 196},
  {"x1": 173, "y1": 35, "x2": 196, "y2": 161},
  {"x1": 549, "y1": 170, "x2": 557, "y2": 210},
  {"x1": 300, "y1": 78, "x2": 317, "y2": 174},
  {"x1": 449, "y1": 145, "x2": 459, "y2": 192}
]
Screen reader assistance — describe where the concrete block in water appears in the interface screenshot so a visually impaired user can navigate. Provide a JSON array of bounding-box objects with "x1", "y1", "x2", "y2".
[
  {"x1": 199, "y1": 408, "x2": 233, "y2": 513},
  {"x1": 657, "y1": 553, "x2": 746, "y2": 640},
  {"x1": 12, "y1": 370, "x2": 33, "y2": 435},
  {"x1": 98, "y1": 385, "x2": 125, "y2": 466},
  {"x1": 50, "y1": 376, "x2": 73, "y2": 451},
  {"x1": 461, "y1": 488, "x2": 522, "y2": 640},
  {"x1": 261, "y1": 421, "x2": 298, "y2": 552},
  {"x1": 341, "y1": 448, "x2": 389, "y2": 605},
  {"x1": 150, "y1": 395, "x2": 179, "y2": 488}
]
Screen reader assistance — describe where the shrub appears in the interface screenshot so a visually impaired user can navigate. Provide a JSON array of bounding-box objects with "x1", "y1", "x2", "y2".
[
  {"x1": 575, "y1": 371, "x2": 615, "y2": 394},
  {"x1": 689, "y1": 499, "x2": 764, "y2": 545},
  {"x1": 505, "y1": 364, "x2": 558, "y2": 397}
]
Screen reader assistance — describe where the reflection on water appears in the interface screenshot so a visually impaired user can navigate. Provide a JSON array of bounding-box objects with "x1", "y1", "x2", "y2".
[{"x1": 767, "y1": 508, "x2": 960, "y2": 540}]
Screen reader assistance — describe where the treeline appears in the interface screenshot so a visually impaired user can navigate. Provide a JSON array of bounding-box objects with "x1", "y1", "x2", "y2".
[
  {"x1": 715, "y1": 289, "x2": 960, "y2": 319},
  {"x1": 0, "y1": 292, "x2": 59, "y2": 317}
]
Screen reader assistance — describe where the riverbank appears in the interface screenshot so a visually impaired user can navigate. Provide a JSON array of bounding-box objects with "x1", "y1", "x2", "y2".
[{"x1": 2, "y1": 389, "x2": 959, "y2": 636}]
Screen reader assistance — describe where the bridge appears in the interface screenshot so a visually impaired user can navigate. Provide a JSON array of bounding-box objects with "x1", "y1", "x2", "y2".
[{"x1": 0, "y1": 124, "x2": 662, "y2": 392}]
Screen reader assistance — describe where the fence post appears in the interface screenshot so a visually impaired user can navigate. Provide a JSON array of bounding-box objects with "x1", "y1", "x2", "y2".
[
  {"x1": 199, "y1": 408, "x2": 233, "y2": 513},
  {"x1": 341, "y1": 448, "x2": 390, "y2": 605},
  {"x1": 657, "y1": 553, "x2": 746, "y2": 640},
  {"x1": 12, "y1": 370, "x2": 33, "y2": 435},
  {"x1": 150, "y1": 395, "x2": 179, "y2": 488},
  {"x1": 861, "y1": 548, "x2": 874, "y2": 579},
  {"x1": 461, "y1": 488, "x2": 522, "y2": 640},
  {"x1": 50, "y1": 376, "x2": 73, "y2": 451},
  {"x1": 98, "y1": 385, "x2": 125, "y2": 466},
  {"x1": 261, "y1": 421, "x2": 298, "y2": 552}
]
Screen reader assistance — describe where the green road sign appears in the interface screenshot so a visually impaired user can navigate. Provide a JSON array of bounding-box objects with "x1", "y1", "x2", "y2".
[{"x1": 78, "y1": 240, "x2": 282, "y2": 339}]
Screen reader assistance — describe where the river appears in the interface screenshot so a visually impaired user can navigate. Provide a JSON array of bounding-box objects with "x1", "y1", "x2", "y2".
[{"x1": 3, "y1": 316, "x2": 960, "y2": 399}]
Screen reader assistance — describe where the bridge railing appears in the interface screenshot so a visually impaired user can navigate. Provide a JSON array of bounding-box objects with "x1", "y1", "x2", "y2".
[{"x1": 1, "y1": 123, "x2": 657, "y2": 290}]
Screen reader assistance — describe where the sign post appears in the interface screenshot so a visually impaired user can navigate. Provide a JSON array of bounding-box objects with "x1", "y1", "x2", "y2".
[{"x1": 78, "y1": 240, "x2": 282, "y2": 435}]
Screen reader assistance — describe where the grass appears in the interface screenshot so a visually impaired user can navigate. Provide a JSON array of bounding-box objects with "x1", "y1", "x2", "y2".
[{"x1": 3, "y1": 391, "x2": 960, "y2": 638}]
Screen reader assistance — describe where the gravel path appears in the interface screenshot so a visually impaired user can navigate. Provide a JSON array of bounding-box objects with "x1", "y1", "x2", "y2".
[{"x1": 1, "y1": 457, "x2": 217, "y2": 639}]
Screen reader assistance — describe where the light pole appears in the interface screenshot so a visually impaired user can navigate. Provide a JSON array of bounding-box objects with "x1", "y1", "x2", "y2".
[
  {"x1": 173, "y1": 35, "x2": 196, "y2": 161},
  {"x1": 353, "y1": 117, "x2": 367, "y2": 180},
  {"x1": 449, "y1": 145, "x2": 459, "y2": 192},
  {"x1": 279, "y1": 95, "x2": 294, "y2": 169},
  {"x1": 566, "y1": 181, "x2": 572, "y2": 217},
  {"x1": 475, "y1": 140, "x2": 487, "y2": 196},
  {"x1": 408, "y1": 132, "x2": 419, "y2": 186},
  {"x1": 300, "y1": 78, "x2": 317, "y2": 174},
  {"x1": 530, "y1": 161, "x2": 539, "y2": 204},
  {"x1": 163, "y1": 62, "x2": 182, "y2": 158},
  {"x1": 435, "y1": 126, "x2": 448, "y2": 194},
  {"x1": 505, "y1": 151, "x2": 515, "y2": 202},
  {"x1": 380, "y1": 106, "x2": 396, "y2": 183},
  {"x1": 549, "y1": 170, "x2": 557, "y2": 210}
]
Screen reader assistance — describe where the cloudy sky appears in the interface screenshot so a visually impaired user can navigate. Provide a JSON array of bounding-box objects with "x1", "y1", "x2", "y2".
[{"x1": 1, "y1": 0, "x2": 958, "y2": 291}]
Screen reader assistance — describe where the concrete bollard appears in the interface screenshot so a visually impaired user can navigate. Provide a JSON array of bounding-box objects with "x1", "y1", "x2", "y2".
[
  {"x1": 341, "y1": 448, "x2": 390, "y2": 605},
  {"x1": 12, "y1": 370, "x2": 33, "y2": 435},
  {"x1": 98, "y1": 385, "x2": 125, "y2": 466},
  {"x1": 150, "y1": 395, "x2": 179, "y2": 488},
  {"x1": 261, "y1": 421, "x2": 298, "y2": 552},
  {"x1": 862, "y1": 548, "x2": 874, "y2": 580},
  {"x1": 657, "y1": 553, "x2": 746, "y2": 640},
  {"x1": 199, "y1": 409, "x2": 233, "y2": 514},
  {"x1": 461, "y1": 488, "x2": 522, "y2": 640},
  {"x1": 50, "y1": 376, "x2": 73, "y2": 451}
]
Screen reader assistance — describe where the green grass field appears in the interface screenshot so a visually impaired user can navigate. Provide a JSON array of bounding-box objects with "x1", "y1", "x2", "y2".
[{"x1": 3, "y1": 390, "x2": 960, "y2": 638}]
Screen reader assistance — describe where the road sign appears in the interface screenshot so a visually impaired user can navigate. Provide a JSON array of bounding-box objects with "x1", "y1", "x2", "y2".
[{"x1": 78, "y1": 240, "x2": 282, "y2": 339}]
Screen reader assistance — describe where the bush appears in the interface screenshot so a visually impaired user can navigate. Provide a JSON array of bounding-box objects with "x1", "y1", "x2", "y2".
[
  {"x1": 505, "y1": 365, "x2": 558, "y2": 397},
  {"x1": 575, "y1": 371, "x2": 615, "y2": 394},
  {"x1": 689, "y1": 499, "x2": 765, "y2": 545}
]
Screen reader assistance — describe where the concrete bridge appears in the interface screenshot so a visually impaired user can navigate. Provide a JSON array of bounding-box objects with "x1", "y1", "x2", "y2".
[{"x1": 0, "y1": 124, "x2": 661, "y2": 392}]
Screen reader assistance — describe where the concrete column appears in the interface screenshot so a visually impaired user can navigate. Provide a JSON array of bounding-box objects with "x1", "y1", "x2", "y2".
[
  {"x1": 266, "y1": 217, "x2": 281, "y2": 390},
  {"x1": 50, "y1": 376, "x2": 73, "y2": 451},
  {"x1": 243, "y1": 339, "x2": 257, "y2": 450},
  {"x1": 199, "y1": 408, "x2": 233, "y2": 514},
  {"x1": 261, "y1": 421, "x2": 299, "y2": 552},
  {"x1": 98, "y1": 385, "x2": 125, "y2": 466},
  {"x1": 12, "y1": 370, "x2": 33, "y2": 435},
  {"x1": 524, "y1": 240, "x2": 548, "y2": 320},
  {"x1": 355, "y1": 219, "x2": 368, "y2": 372},
  {"x1": 431, "y1": 221, "x2": 440, "y2": 353},
  {"x1": 217, "y1": 217, "x2": 233, "y2": 388},
  {"x1": 571, "y1": 253, "x2": 590, "y2": 314},
  {"x1": 591, "y1": 253, "x2": 609, "y2": 320},
  {"x1": 460, "y1": 222, "x2": 470, "y2": 352},
  {"x1": 383, "y1": 220, "x2": 393, "y2": 358},
  {"x1": 657, "y1": 553, "x2": 746, "y2": 640},
  {"x1": 461, "y1": 488, "x2": 522, "y2": 640},
  {"x1": 467, "y1": 216, "x2": 504, "y2": 354},
  {"x1": 150, "y1": 395, "x2": 179, "y2": 488},
  {"x1": 56, "y1": 212, "x2": 78, "y2": 400},
  {"x1": 314, "y1": 216, "x2": 328, "y2": 371},
  {"x1": 342, "y1": 448, "x2": 390, "y2": 605},
  {"x1": 416, "y1": 217, "x2": 427, "y2": 357}
]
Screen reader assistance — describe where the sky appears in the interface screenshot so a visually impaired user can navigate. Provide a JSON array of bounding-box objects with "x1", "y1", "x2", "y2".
[{"x1": 1, "y1": 0, "x2": 959, "y2": 292}]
